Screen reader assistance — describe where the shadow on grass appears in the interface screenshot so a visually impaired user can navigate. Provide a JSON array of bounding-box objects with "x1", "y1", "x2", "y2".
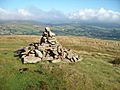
[
  {"x1": 26, "y1": 81, "x2": 50, "y2": 90},
  {"x1": 108, "y1": 57, "x2": 120, "y2": 66}
]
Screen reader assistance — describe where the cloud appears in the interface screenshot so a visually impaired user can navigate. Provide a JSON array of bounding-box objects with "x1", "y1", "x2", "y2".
[
  {"x1": 0, "y1": 7, "x2": 120, "y2": 23},
  {"x1": 28, "y1": 7, "x2": 67, "y2": 20},
  {"x1": 18, "y1": 9, "x2": 31, "y2": 16},
  {"x1": 0, "y1": 8, "x2": 32, "y2": 20},
  {"x1": 68, "y1": 8, "x2": 120, "y2": 23},
  {"x1": 0, "y1": 7, "x2": 67, "y2": 21}
]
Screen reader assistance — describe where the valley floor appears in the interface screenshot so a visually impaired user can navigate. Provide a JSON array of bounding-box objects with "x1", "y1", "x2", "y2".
[{"x1": 0, "y1": 35, "x2": 120, "y2": 90}]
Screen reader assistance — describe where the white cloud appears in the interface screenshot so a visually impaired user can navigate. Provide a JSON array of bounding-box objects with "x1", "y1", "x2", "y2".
[
  {"x1": 0, "y1": 7, "x2": 120, "y2": 23},
  {"x1": 0, "y1": 8, "x2": 32, "y2": 20},
  {"x1": 0, "y1": 8, "x2": 8, "y2": 14},
  {"x1": 68, "y1": 8, "x2": 120, "y2": 23},
  {"x1": 18, "y1": 9, "x2": 31, "y2": 16}
]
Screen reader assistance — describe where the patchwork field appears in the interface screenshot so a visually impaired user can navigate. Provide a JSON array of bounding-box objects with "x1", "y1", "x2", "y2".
[{"x1": 0, "y1": 35, "x2": 120, "y2": 90}]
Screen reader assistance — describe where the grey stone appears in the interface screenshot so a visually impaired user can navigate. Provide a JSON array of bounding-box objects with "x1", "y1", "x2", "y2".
[
  {"x1": 63, "y1": 51, "x2": 68, "y2": 58},
  {"x1": 44, "y1": 56, "x2": 53, "y2": 60},
  {"x1": 34, "y1": 49, "x2": 43, "y2": 58},
  {"x1": 57, "y1": 45, "x2": 63, "y2": 54},
  {"x1": 52, "y1": 50, "x2": 58, "y2": 55},
  {"x1": 23, "y1": 56, "x2": 41, "y2": 64},
  {"x1": 43, "y1": 31, "x2": 48, "y2": 37},
  {"x1": 45, "y1": 27, "x2": 51, "y2": 32},
  {"x1": 49, "y1": 31, "x2": 55, "y2": 37},
  {"x1": 72, "y1": 56, "x2": 77, "y2": 62},
  {"x1": 66, "y1": 53, "x2": 73, "y2": 59},
  {"x1": 29, "y1": 54, "x2": 35, "y2": 57},
  {"x1": 52, "y1": 59, "x2": 61, "y2": 63}
]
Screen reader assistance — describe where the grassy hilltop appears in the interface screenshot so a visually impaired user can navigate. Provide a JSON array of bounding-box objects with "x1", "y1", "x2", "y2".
[{"x1": 0, "y1": 35, "x2": 120, "y2": 90}]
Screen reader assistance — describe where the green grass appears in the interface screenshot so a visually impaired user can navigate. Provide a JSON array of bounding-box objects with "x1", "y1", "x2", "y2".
[{"x1": 0, "y1": 35, "x2": 120, "y2": 90}]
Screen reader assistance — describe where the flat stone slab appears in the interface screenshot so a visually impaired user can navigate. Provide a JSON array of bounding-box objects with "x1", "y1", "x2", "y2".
[
  {"x1": 23, "y1": 56, "x2": 41, "y2": 64},
  {"x1": 52, "y1": 59, "x2": 61, "y2": 63}
]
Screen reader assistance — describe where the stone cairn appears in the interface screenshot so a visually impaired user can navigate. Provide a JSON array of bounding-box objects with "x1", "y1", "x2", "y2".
[{"x1": 15, "y1": 27, "x2": 81, "y2": 64}]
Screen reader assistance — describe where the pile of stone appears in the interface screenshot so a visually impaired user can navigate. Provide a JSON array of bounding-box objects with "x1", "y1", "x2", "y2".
[{"x1": 15, "y1": 27, "x2": 81, "y2": 64}]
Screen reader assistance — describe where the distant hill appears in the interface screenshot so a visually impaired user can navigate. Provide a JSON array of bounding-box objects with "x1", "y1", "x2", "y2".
[{"x1": 0, "y1": 21, "x2": 120, "y2": 40}]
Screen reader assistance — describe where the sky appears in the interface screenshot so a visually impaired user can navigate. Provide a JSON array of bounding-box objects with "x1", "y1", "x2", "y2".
[{"x1": 0, "y1": 0, "x2": 120, "y2": 23}]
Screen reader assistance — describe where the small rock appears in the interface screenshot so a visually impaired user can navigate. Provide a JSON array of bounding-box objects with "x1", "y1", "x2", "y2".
[{"x1": 19, "y1": 68, "x2": 29, "y2": 73}]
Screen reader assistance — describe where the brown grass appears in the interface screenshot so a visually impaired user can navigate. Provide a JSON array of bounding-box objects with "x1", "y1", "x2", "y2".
[{"x1": 0, "y1": 35, "x2": 120, "y2": 56}]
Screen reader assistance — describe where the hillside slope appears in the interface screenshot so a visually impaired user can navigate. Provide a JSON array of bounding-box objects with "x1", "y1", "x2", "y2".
[{"x1": 0, "y1": 35, "x2": 120, "y2": 90}]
